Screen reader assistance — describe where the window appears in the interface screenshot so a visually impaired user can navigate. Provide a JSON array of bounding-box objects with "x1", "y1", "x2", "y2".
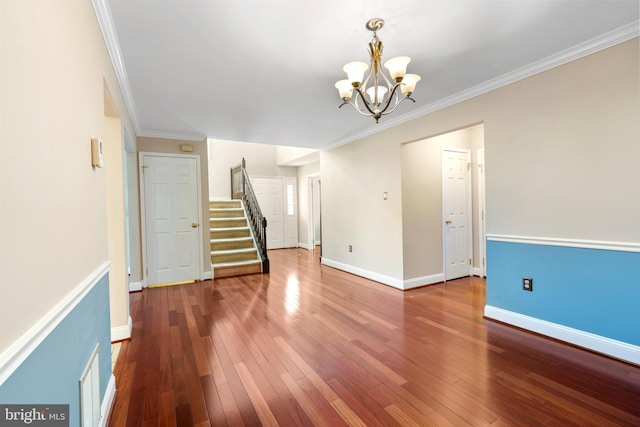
[{"x1": 287, "y1": 184, "x2": 294, "y2": 215}]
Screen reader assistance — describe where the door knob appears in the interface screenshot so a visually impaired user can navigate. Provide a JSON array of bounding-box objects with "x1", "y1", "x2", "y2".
[
  {"x1": 445, "y1": 219, "x2": 452, "y2": 224},
  {"x1": 192, "y1": 222, "x2": 199, "y2": 228}
]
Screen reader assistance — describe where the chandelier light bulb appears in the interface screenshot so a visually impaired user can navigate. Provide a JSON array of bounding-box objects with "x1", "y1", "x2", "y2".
[
  {"x1": 384, "y1": 56, "x2": 411, "y2": 82},
  {"x1": 366, "y1": 86, "x2": 388, "y2": 104},
  {"x1": 343, "y1": 61, "x2": 368, "y2": 86},
  {"x1": 401, "y1": 74, "x2": 421, "y2": 95},
  {"x1": 335, "y1": 80, "x2": 353, "y2": 100}
]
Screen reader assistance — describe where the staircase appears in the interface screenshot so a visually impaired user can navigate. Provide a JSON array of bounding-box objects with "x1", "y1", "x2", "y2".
[{"x1": 210, "y1": 200, "x2": 263, "y2": 278}]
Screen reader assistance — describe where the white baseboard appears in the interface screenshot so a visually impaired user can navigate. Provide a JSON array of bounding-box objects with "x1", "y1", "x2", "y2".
[
  {"x1": 111, "y1": 316, "x2": 132, "y2": 342},
  {"x1": 403, "y1": 273, "x2": 444, "y2": 290},
  {"x1": 484, "y1": 305, "x2": 640, "y2": 365},
  {"x1": 129, "y1": 281, "x2": 142, "y2": 292},
  {"x1": 472, "y1": 267, "x2": 483, "y2": 277},
  {"x1": 321, "y1": 258, "x2": 404, "y2": 290},
  {"x1": 99, "y1": 374, "x2": 116, "y2": 427},
  {"x1": 202, "y1": 270, "x2": 213, "y2": 280},
  {"x1": 298, "y1": 242, "x2": 314, "y2": 250},
  {"x1": 0, "y1": 261, "x2": 110, "y2": 386}
]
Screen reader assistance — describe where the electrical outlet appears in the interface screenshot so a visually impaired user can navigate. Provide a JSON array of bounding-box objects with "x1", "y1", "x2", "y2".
[
  {"x1": 348, "y1": 245, "x2": 352, "y2": 252},
  {"x1": 522, "y1": 277, "x2": 533, "y2": 292}
]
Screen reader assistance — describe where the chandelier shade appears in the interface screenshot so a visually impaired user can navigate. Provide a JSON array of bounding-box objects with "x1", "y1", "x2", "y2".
[{"x1": 335, "y1": 18, "x2": 420, "y2": 122}]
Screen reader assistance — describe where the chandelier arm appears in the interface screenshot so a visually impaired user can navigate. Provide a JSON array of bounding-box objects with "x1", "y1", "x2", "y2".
[
  {"x1": 380, "y1": 93, "x2": 417, "y2": 117},
  {"x1": 352, "y1": 87, "x2": 379, "y2": 116},
  {"x1": 338, "y1": 98, "x2": 374, "y2": 117},
  {"x1": 376, "y1": 82, "x2": 405, "y2": 116}
]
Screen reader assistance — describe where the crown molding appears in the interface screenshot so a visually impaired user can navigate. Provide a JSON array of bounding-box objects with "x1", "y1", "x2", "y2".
[
  {"x1": 91, "y1": 0, "x2": 140, "y2": 134},
  {"x1": 325, "y1": 20, "x2": 640, "y2": 151}
]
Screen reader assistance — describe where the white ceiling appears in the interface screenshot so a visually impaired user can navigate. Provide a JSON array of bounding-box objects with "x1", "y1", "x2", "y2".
[{"x1": 104, "y1": 0, "x2": 639, "y2": 149}]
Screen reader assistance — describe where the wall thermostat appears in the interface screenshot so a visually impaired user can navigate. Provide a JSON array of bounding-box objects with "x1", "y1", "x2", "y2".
[{"x1": 91, "y1": 138, "x2": 104, "y2": 168}]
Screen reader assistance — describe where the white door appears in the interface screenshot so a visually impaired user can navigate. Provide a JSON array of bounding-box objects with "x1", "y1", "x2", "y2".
[
  {"x1": 442, "y1": 148, "x2": 472, "y2": 280},
  {"x1": 141, "y1": 154, "x2": 202, "y2": 286},
  {"x1": 252, "y1": 177, "x2": 284, "y2": 249}
]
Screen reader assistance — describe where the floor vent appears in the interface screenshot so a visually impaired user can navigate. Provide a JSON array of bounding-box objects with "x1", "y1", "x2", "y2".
[{"x1": 80, "y1": 344, "x2": 101, "y2": 427}]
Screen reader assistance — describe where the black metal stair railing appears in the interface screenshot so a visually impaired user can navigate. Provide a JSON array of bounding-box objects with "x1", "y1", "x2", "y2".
[{"x1": 230, "y1": 158, "x2": 269, "y2": 273}]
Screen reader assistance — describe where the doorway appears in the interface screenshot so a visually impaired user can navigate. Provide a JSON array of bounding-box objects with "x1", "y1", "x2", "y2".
[{"x1": 140, "y1": 153, "x2": 203, "y2": 287}]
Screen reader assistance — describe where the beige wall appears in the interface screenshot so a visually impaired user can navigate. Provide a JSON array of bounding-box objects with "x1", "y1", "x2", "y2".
[
  {"x1": 208, "y1": 139, "x2": 279, "y2": 198},
  {"x1": 0, "y1": 0, "x2": 134, "y2": 353},
  {"x1": 137, "y1": 137, "x2": 211, "y2": 277},
  {"x1": 104, "y1": 115, "x2": 130, "y2": 335},
  {"x1": 321, "y1": 38, "x2": 639, "y2": 284},
  {"x1": 208, "y1": 138, "x2": 300, "y2": 199},
  {"x1": 321, "y1": 137, "x2": 405, "y2": 279}
]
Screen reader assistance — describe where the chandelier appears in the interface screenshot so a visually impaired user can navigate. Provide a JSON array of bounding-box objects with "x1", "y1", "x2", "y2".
[{"x1": 335, "y1": 18, "x2": 421, "y2": 123}]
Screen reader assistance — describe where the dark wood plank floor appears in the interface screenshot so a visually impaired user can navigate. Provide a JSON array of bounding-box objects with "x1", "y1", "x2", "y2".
[{"x1": 108, "y1": 248, "x2": 640, "y2": 426}]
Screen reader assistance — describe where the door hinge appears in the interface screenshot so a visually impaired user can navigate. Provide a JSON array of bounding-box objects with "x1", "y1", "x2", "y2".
[
  {"x1": 469, "y1": 258, "x2": 472, "y2": 265},
  {"x1": 481, "y1": 211, "x2": 484, "y2": 220},
  {"x1": 141, "y1": 165, "x2": 148, "y2": 173},
  {"x1": 146, "y1": 268, "x2": 148, "y2": 276},
  {"x1": 467, "y1": 162, "x2": 471, "y2": 170}
]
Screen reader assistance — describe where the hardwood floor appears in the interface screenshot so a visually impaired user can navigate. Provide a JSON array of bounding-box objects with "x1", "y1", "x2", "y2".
[{"x1": 108, "y1": 248, "x2": 640, "y2": 426}]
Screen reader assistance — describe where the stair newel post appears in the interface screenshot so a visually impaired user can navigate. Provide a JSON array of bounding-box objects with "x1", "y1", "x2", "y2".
[
  {"x1": 261, "y1": 216, "x2": 269, "y2": 273},
  {"x1": 241, "y1": 158, "x2": 246, "y2": 196}
]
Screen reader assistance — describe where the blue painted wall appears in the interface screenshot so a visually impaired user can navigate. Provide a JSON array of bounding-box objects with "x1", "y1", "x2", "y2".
[
  {"x1": 487, "y1": 241, "x2": 640, "y2": 345},
  {"x1": 0, "y1": 272, "x2": 112, "y2": 426}
]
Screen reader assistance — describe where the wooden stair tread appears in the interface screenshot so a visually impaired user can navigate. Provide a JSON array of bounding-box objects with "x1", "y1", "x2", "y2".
[
  {"x1": 211, "y1": 237, "x2": 253, "y2": 243},
  {"x1": 211, "y1": 247, "x2": 257, "y2": 255},
  {"x1": 212, "y1": 260, "x2": 262, "y2": 268},
  {"x1": 209, "y1": 199, "x2": 265, "y2": 278}
]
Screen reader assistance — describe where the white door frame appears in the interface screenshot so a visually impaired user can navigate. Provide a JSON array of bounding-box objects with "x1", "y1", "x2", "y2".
[
  {"x1": 307, "y1": 173, "x2": 320, "y2": 251},
  {"x1": 139, "y1": 152, "x2": 204, "y2": 288},
  {"x1": 477, "y1": 148, "x2": 486, "y2": 277},
  {"x1": 441, "y1": 146, "x2": 473, "y2": 281}
]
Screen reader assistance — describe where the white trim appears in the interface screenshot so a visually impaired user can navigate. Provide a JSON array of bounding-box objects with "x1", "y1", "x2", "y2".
[
  {"x1": 403, "y1": 273, "x2": 444, "y2": 290},
  {"x1": 321, "y1": 258, "x2": 404, "y2": 290},
  {"x1": 129, "y1": 281, "x2": 142, "y2": 292},
  {"x1": 472, "y1": 267, "x2": 483, "y2": 277},
  {"x1": 202, "y1": 270, "x2": 213, "y2": 280},
  {"x1": 486, "y1": 234, "x2": 640, "y2": 253},
  {"x1": 90, "y1": 0, "x2": 140, "y2": 133},
  {"x1": 0, "y1": 262, "x2": 110, "y2": 386},
  {"x1": 298, "y1": 242, "x2": 314, "y2": 250},
  {"x1": 98, "y1": 374, "x2": 116, "y2": 427},
  {"x1": 111, "y1": 316, "x2": 132, "y2": 342},
  {"x1": 477, "y1": 148, "x2": 486, "y2": 277},
  {"x1": 324, "y1": 22, "x2": 640, "y2": 152},
  {"x1": 484, "y1": 305, "x2": 640, "y2": 365}
]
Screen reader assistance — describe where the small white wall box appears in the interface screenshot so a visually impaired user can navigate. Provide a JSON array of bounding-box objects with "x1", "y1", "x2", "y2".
[{"x1": 91, "y1": 138, "x2": 104, "y2": 168}]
